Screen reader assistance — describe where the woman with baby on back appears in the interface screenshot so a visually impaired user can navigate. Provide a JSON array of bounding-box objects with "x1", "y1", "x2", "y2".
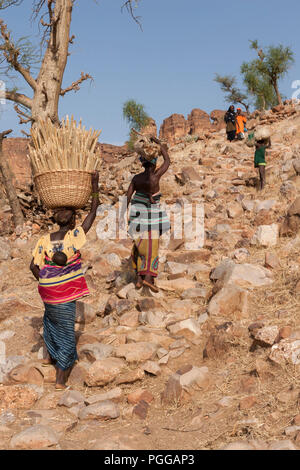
[{"x1": 30, "y1": 171, "x2": 99, "y2": 390}]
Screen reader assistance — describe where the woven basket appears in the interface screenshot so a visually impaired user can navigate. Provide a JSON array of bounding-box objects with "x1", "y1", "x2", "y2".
[{"x1": 34, "y1": 169, "x2": 93, "y2": 209}]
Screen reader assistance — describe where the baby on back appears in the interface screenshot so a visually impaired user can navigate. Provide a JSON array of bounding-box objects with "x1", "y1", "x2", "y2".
[{"x1": 52, "y1": 251, "x2": 68, "y2": 267}]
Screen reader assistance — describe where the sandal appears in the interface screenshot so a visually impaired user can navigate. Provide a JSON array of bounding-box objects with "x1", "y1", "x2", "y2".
[
  {"x1": 55, "y1": 384, "x2": 70, "y2": 391},
  {"x1": 41, "y1": 360, "x2": 55, "y2": 368},
  {"x1": 143, "y1": 280, "x2": 159, "y2": 293}
]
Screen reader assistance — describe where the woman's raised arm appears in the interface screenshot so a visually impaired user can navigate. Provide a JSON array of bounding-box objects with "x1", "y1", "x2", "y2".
[{"x1": 82, "y1": 171, "x2": 100, "y2": 234}]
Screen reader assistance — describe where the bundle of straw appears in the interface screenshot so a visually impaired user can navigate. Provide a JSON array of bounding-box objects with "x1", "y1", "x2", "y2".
[
  {"x1": 28, "y1": 117, "x2": 102, "y2": 209},
  {"x1": 29, "y1": 116, "x2": 101, "y2": 174}
]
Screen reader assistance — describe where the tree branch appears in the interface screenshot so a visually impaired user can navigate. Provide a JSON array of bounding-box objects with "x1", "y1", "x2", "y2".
[
  {"x1": 0, "y1": 20, "x2": 37, "y2": 90},
  {"x1": 121, "y1": 1, "x2": 142, "y2": 30},
  {"x1": 0, "y1": 1, "x2": 22, "y2": 9},
  {"x1": 0, "y1": 129, "x2": 12, "y2": 139},
  {"x1": 14, "y1": 104, "x2": 33, "y2": 124},
  {"x1": 60, "y1": 72, "x2": 93, "y2": 96},
  {"x1": 21, "y1": 130, "x2": 30, "y2": 138},
  {"x1": 2, "y1": 89, "x2": 32, "y2": 109}
]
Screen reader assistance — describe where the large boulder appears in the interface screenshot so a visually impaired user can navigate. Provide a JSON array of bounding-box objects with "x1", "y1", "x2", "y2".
[
  {"x1": 211, "y1": 260, "x2": 273, "y2": 289},
  {"x1": 210, "y1": 110, "x2": 226, "y2": 131},
  {"x1": 208, "y1": 285, "x2": 248, "y2": 318},
  {"x1": 251, "y1": 224, "x2": 279, "y2": 248},
  {"x1": 187, "y1": 108, "x2": 212, "y2": 135},
  {"x1": 10, "y1": 425, "x2": 59, "y2": 450},
  {"x1": 280, "y1": 197, "x2": 300, "y2": 236},
  {"x1": 159, "y1": 114, "x2": 187, "y2": 145}
]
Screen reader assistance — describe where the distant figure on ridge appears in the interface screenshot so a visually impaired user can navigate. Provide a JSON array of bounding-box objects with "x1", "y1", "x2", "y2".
[
  {"x1": 255, "y1": 137, "x2": 271, "y2": 190},
  {"x1": 224, "y1": 105, "x2": 236, "y2": 142},
  {"x1": 236, "y1": 108, "x2": 247, "y2": 140},
  {"x1": 122, "y1": 137, "x2": 170, "y2": 292}
]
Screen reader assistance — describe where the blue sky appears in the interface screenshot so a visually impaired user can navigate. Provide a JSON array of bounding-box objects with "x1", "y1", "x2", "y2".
[{"x1": 1, "y1": 0, "x2": 299, "y2": 144}]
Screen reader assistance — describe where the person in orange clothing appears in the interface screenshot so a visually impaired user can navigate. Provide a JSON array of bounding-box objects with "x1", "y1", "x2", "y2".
[{"x1": 236, "y1": 108, "x2": 247, "y2": 140}]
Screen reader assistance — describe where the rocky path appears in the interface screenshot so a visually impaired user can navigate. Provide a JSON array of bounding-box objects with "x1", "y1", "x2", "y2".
[{"x1": 1, "y1": 111, "x2": 300, "y2": 450}]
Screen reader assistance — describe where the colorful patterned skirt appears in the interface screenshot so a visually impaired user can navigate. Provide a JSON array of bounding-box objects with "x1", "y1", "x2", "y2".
[
  {"x1": 128, "y1": 192, "x2": 170, "y2": 237},
  {"x1": 129, "y1": 192, "x2": 170, "y2": 278},
  {"x1": 131, "y1": 230, "x2": 159, "y2": 277},
  {"x1": 43, "y1": 301, "x2": 78, "y2": 371}
]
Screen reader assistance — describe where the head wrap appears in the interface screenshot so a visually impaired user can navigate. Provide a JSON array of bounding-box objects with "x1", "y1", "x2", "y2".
[{"x1": 139, "y1": 156, "x2": 157, "y2": 166}]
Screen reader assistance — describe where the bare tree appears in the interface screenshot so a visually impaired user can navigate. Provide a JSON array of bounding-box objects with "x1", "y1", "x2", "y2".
[
  {"x1": 0, "y1": 1, "x2": 141, "y2": 228},
  {"x1": 0, "y1": 0, "x2": 142, "y2": 126}
]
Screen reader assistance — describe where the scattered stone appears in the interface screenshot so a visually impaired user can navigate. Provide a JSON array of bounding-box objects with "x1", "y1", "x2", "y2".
[
  {"x1": 268, "y1": 440, "x2": 297, "y2": 450},
  {"x1": 179, "y1": 366, "x2": 210, "y2": 389},
  {"x1": 0, "y1": 238, "x2": 11, "y2": 261},
  {"x1": 161, "y1": 374, "x2": 182, "y2": 405},
  {"x1": 157, "y1": 348, "x2": 168, "y2": 359},
  {"x1": 116, "y1": 299, "x2": 134, "y2": 316},
  {"x1": 132, "y1": 400, "x2": 149, "y2": 420},
  {"x1": 167, "y1": 319, "x2": 201, "y2": 338},
  {"x1": 142, "y1": 361, "x2": 161, "y2": 376},
  {"x1": 279, "y1": 326, "x2": 292, "y2": 340},
  {"x1": 203, "y1": 333, "x2": 229, "y2": 359},
  {"x1": 227, "y1": 201, "x2": 243, "y2": 219},
  {"x1": 180, "y1": 287, "x2": 208, "y2": 300},
  {"x1": 117, "y1": 283, "x2": 135, "y2": 299},
  {"x1": 85, "y1": 388, "x2": 123, "y2": 406},
  {"x1": 0, "y1": 410, "x2": 16, "y2": 426},
  {"x1": 76, "y1": 297, "x2": 98, "y2": 324},
  {"x1": 208, "y1": 285, "x2": 248, "y2": 318},
  {"x1": 211, "y1": 261, "x2": 273, "y2": 288},
  {"x1": 119, "y1": 310, "x2": 140, "y2": 327},
  {"x1": 156, "y1": 278, "x2": 197, "y2": 292},
  {"x1": 85, "y1": 358, "x2": 126, "y2": 387},
  {"x1": 58, "y1": 390, "x2": 85, "y2": 408},
  {"x1": 79, "y1": 343, "x2": 113, "y2": 362},
  {"x1": 253, "y1": 326, "x2": 280, "y2": 346},
  {"x1": 269, "y1": 339, "x2": 300, "y2": 366},
  {"x1": 265, "y1": 252, "x2": 280, "y2": 270},
  {"x1": 10, "y1": 425, "x2": 59, "y2": 450},
  {"x1": 127, "y1": 389, "x2": 154, "y2": 405},
  {"x1": 115, "y1": 368, "x2": 144, "y2": 385},
  {"x1": 115, "y1": 342, "x2": 157, "y2": 363},
  {"x1": 78, "y1": 400, "x2": 120, "y2": 420},
  {"x1": 239, "y1": 396, "x2": 257, "y2": 410},
  {"x1": 8, "y1": 364, "x2": 44, "y2": 386},
  {"x1": 165, "y1": 261, "x2": 188, "y2": 275},
  {"x1": 68, "y1": 363, "x2": 89, "y2": 387},
  {"x1": 251, "y1": 224, "x2": 279, "y2": 248}
]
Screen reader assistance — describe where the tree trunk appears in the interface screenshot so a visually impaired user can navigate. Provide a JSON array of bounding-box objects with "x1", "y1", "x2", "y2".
[
  {"x1": 241, "y1": 101, "x2": 249, "y2": 114},
  {"x1": 31, "y1": 0, "x2": 73, "y2": 125},
  {"x1": 273, "y1": 79, "x2": 282, "y2": 106},
  {"x1": 0, "y1": 130, "x2": 24, "y2": 227}
]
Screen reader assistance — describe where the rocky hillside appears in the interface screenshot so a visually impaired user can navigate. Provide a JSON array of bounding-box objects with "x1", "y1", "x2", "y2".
[{"x1": 1, "y1": 102, "x2": 300, "y2": 450}]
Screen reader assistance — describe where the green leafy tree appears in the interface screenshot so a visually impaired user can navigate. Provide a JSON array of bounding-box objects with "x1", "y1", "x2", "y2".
[
  {"x1": 123, "y1": 99, "x2": 150, "y2": 131},
  {"x1": 214, "y1": 74, "x2": 249, "y2": 112},
  {"x1": 241, "y1": 62, "x2": 277, "y2": 110},
  {"x1": 123, "y1": 99, "x2": 150, "y2": 150},
  {"x1": 246, "y1": 40, "x2": 294, "y2": 105}
]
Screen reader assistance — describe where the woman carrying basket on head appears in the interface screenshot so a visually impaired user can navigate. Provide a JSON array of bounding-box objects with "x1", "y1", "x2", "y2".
[
  {"x1": 121, "y1": 137, "x2": 170, "y2": 293},
  {"x1": 30, "y1": 171, "x2": 99, "y2": 390}
]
